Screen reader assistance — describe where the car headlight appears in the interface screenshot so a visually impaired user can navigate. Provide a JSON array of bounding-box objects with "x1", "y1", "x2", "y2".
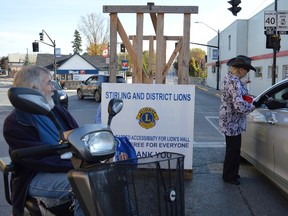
[
  {"x1": 60, "y1": 95, "x2": 66, "y2": 100},
  {"x1": 81, "y1": 131, "x2": 116, "y2": 155}
]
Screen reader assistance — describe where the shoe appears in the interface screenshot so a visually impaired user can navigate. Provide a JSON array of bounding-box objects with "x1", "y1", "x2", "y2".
[{"x1": 223, "y1": 179, "x2": 240, "y2": 185}]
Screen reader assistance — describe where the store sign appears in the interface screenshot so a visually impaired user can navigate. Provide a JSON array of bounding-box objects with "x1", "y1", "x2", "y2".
[
  {"x1": 121, "y1": 59, "x2": 128, "y2": 70},
  {"x1": 102, "y1": 48, "x2": 108, "y2": 58}
]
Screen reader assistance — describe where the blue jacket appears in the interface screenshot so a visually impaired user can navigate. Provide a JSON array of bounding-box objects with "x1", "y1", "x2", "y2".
[{"x1": 3, "y1": 105, "x2": 78, "y2": 216}]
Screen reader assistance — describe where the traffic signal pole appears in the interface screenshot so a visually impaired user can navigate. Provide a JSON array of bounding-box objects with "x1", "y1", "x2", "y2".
[
  {"x1": 40, "y1": 30, "x2": 56, "y2": 77},
  {"x1": 33, "y1": 30, "x2": 56, "y2": 78}
]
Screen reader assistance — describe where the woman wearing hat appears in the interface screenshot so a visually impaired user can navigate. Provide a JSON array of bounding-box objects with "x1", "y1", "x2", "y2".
[{"x1": 219, "y1": 55, "x2": 256, "y2": 185}]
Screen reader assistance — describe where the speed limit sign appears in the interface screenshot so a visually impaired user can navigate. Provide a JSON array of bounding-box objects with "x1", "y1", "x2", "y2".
[{"x1": 264, "y1": 11, "x2": 277, "y2": 34}]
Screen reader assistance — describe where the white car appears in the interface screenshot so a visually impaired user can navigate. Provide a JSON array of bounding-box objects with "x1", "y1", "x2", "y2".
[{"x1": 242, "y1": 78, "x2": 288, "y2": 195}]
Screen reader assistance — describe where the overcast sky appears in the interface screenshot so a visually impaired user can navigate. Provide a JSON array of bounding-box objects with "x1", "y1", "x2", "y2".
[{"x1": 0, "y1": 0, "x2": 274, "y2": 57}]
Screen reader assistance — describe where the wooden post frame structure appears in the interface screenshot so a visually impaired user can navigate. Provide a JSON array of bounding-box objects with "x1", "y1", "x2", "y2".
[{"x1": 103, "y1": 3, "x2": 198, "y2": 84}]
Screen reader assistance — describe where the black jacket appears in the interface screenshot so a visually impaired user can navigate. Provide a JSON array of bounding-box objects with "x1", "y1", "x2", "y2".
[{"x1": 3, "y1": 105, "x2": 78, "y2": 216}]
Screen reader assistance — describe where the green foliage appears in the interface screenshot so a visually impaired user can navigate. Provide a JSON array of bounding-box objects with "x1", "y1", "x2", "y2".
[
  {"x1": 142, "y1": 50, "x2": 156, "y2": 78},
  {"x1": 173, "y1": 48, "x2": 207, "y2": 78},
  {"x1": 23, "y1": 53, "x2": 31, "y2": 66},
  {"x1": 71, "y1": 29, "x2": 83, "y2": 54},
  {"x1": 117, "y1": 50, "x2": 156, "y2": 78}
]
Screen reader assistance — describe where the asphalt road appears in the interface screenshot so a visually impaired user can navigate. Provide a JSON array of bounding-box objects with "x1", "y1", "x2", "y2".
[{"x1": 0, "y1": 80, "x2": 288, "y2": 215}]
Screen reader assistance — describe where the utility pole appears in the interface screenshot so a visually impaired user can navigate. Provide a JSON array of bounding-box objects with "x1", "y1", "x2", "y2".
[{"x1": 272, "y1": 0, "x2": 278, "y2": 85}]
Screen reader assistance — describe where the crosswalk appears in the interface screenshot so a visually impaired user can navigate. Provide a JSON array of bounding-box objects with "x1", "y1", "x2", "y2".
[{"x1": 194, "y1": 141, "x2": 225, "y2": 148}]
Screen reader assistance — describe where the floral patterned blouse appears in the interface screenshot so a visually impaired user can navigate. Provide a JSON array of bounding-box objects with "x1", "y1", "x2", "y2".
[{"x1": 219, "y1": 71, "x2": 254, "y2": 136}]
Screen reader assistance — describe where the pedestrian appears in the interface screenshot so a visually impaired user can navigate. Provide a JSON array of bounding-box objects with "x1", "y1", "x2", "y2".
[
  {"x1": 219, "y1": 55, "x2": 256, "y2": 185},
  {"x1": 3, "y1": 66, "x2": 84, "y2": 215}
]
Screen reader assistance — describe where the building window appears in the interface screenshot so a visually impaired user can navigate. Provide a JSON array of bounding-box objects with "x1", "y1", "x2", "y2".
[
  {"x1": 212, "y1": 65, "x2": 216, "y2": 73},
  {"x1": 254, "y1": 67, "x2": 263, "y2": 78},
  {"x1": 228, "y1": 35, "x2": 231, "y2": 50},
  {"x1": 283, "y1": 65, "x2": 288, "y2": 79},
  {"x1": 268, "y1": 66, "x2": 278, "y2": 79},
  {"x1": 208, "y1": 47, "x2": 211, "y2": 59}
]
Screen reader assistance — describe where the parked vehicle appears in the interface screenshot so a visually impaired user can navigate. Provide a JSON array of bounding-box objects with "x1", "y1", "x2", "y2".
[
  {"x1": 77, "y1": 75, "x2": 126, "y2": 102},
  {"x1": 242, "y1": 78, "x2": 288, "y2": 195},
  {"x1": 51, "y1": 80, "x2": 69, "y2": 108}
]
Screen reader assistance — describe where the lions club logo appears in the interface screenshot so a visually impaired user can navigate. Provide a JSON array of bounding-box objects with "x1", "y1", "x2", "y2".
[{"x1": 136, "y1": 107, "x2": 159, "y2": 129}]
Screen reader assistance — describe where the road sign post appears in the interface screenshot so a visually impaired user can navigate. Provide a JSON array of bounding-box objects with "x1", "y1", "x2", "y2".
[{"x1": 264, "y1": 10, "x2": 288, "y2": 85}]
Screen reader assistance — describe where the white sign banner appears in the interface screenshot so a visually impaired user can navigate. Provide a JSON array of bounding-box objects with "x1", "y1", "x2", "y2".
[{"x1": 101, "y1": 83, "x2": 195, "y2": 170}]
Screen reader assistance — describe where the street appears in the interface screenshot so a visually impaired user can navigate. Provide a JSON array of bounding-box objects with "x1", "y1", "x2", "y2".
[{"x1": 0, "y1": 82, "x2": 288, "y2": 215}]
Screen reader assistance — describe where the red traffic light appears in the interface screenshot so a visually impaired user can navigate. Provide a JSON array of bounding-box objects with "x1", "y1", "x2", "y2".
[{"x1": 228, "y1": 0, "x2": 241, "y2": 16}]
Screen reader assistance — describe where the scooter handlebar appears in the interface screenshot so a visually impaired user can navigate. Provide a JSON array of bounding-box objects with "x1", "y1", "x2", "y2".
[{"x1": 11, "y1": 143, "x2": 70, "y2": 160}]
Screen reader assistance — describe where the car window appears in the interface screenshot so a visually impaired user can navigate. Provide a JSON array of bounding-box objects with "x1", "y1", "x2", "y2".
[
  {"x1": 87, "y1": 76, "x2": 97, "y2": 84},
  {"x1": 273, "y1": 88, "x2": 288, "y2": 103},
  {"x1": 116, "y1": 77, "x2": 126, "y2": 83},
  {"x1": 51, "y1": 81, "x2": 62, "y2": 90},
  {"x1": 98, "y1": 76, "x2": 109, "y2": 83}
]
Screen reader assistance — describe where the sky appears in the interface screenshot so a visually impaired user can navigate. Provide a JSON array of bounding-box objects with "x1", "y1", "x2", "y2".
[{"x1": 0, "y1": 0, "x2": 275, "y2": 58}]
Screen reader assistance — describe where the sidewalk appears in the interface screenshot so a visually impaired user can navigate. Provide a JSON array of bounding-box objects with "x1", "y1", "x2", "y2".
[{"x1": 186, "y1": 85, "x2": 288, "y2": 216}]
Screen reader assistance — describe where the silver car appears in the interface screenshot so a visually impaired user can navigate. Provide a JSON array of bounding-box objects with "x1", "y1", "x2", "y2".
[
  {"x1": 77, "y1": 75, "x2": 125, "y2": 102},
  {"x1": 241, "y1": 78, "x2": 288, "y2": 195}
]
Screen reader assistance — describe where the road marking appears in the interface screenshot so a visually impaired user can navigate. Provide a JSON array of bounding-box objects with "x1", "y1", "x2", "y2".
[
  {"x1": 194, "y1": 142, "x2": 225, "y2": 148},
  {"x1": 205, "y1": 116, "x2": 224, "y2": 137}
]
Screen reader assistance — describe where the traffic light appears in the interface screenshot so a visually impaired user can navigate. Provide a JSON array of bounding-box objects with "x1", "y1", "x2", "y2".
[
  {"x1": 228, "y1": 0, "x2": 241, "y2": 16},
  {"x1": 39, "y1": 32, "x2": 44, "y2": 41},
  {"x1": 32, "y1": 42, "x2": 39, "y2": 52},
  {"x1": 120, "y1": 43, "x2": 125, "y2": 53}
]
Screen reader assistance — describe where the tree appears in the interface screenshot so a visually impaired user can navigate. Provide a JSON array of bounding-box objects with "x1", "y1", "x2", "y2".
[
  {"x1": 0, "y1": 56, "x2": 8, "y2": 71},
  {"x1": 142, "y1": 50, "x2": 156, "y2": 78},
  {"x1": 71, "y1": 29, "x2": 83, "y2": 54},
  {"x1": 190, "y1": 48, "x2": 206, "y2": 77},
  {"x1": 117, "y1": 50, "x2": 157, "y2": 79},
  {"x1": 78, "y1": 13, "x2": 109, "y2": 55},
  {"x1": 23, "y1": 53, "x2": 31, "y2": 66},
  {"x1": 173, "y1": 48, "x2": 207, "y2": 78}
]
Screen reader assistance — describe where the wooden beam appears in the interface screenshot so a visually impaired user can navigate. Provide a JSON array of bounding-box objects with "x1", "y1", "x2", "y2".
[
  {"x1": 136, "y1": 13, "x2": 144, "y2": 83},
  {"x1": 129, "y1": 35, "x2": 183, "y2": 40},
  {"x1": 103, "y1": 5, "x2": 198, "y2": 14},
  {"x1": 183, "y1": 14, "x2": 191, "y2": 84},
  {"x1": 155, "y1": 13, "x2": 165, "y2": 84},
  {"x1": 110, "y1": 16, "x2": 141, "y2": 79},
  {"x1": 179, "y1": 14, "x2": 191, "y2": 84},
  {"x1": 150, "y1": 13, "x2": 157, "y2": 33},
  {"x1": 148, "y1": 35, "x2": 154, "y2": 83},
  {"x1": 109, "y1": 13, "x2": 117, "y2": 83},
  {"x1": 162, "y1": 38, "x2": 183, "y2": 81}
]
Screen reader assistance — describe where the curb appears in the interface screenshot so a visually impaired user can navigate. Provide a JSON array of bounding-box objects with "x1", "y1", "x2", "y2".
[{"x1": 196, "y1": 85, "x2": 221, "y2": 98}]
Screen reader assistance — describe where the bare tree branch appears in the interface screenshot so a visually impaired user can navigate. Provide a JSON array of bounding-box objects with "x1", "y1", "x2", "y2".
[{"x1": 78, "y1": 13, "x2": 109, "y2": 55}]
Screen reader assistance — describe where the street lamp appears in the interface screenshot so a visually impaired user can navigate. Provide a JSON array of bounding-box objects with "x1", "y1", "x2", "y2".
[{"x1": 195, "y1": 21, "x2": 220, "y2": 90}]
